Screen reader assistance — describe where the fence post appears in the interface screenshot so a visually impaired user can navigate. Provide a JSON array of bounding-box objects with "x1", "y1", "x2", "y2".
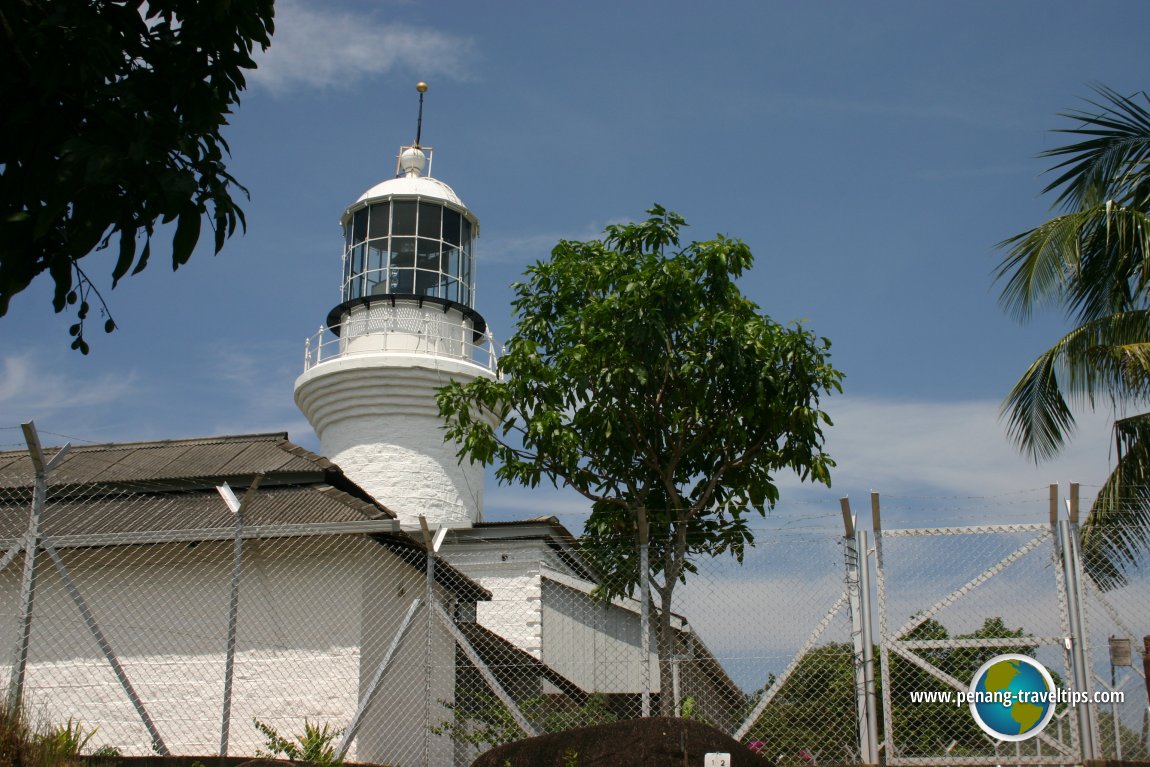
[
  {"x1": 871, "y1": 491, "x2": 895, "y2": 763},
  {"x1": 858, "y1": 525, "x2": 879, "y2": 765},
  {"x1": 841, "y1": 499, "x2": 871, "y2": 763},
  {"x1": 1059, "y1": 482, "x2": 1100, "y2": 761},
  {"x1": 419, "y1": 516, "x2": 447, "y2": 767},
  {"x1": 638, "y1": 507, "x2": 652, "y2": 717},
  {"x1": 1142, "y1": 635, "x2": 1150, "y2": 750},
  {"x1": 216, "y1": 476, "x2": 262, "y2": 756},
  {"x1": 6, "y1": 421, "x2": 69, "y2": 713}
]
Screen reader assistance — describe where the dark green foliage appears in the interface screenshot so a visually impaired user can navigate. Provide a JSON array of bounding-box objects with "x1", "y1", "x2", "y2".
[
  {"x1": 0, "y1": 0, "x2": 274, "y2": 351},
  {"x1": 743, "y1": 644, "x2": 859, "y2": 766},
  {"x1": 439, "y1": 206, "x2": 842, "y2": 713}
]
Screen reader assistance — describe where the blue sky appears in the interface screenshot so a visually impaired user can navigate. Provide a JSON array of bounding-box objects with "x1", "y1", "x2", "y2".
[{"x1": 3, "y1": 0, "x2": 1147, "y2": 530}]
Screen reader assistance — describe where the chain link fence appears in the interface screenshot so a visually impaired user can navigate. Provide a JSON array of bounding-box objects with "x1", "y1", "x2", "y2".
[
  {"x1": 0, "y1": 433, "x2": 465, "y2": 766},
  {"x1": 871, "y1": 489, "x2": 1150, "y2": 767},
  {"x1": 436, "y1": 522, "x2": 857, "y2": 766},
  {"x1": 1, "y1": 427, "x2": 1148, "y2": 766}
]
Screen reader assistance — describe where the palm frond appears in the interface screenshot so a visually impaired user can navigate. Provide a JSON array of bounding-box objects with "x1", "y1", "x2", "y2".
[
  {"x1": 998, "y1": 86, "x2": 1150, "y2": 590},
  {"x1": 997, "y1": 206, "x2": 1150, "y2": 322},
  {"x1": 996, "y1": 212, "x2": 1087, "y2": 321},
  {"x1": 1001, "y1": 310, "x2": 1150, "y2": 460},
  {"x1": 1001, "y1": 347, "x2": 1077, "y2": 461},
  {"x1": 1041, "y1": 85, "x2": 1150, "y2": 212},
  {"x1": 1083, "y1": 413, "x2": 1150, "y2": 589}
]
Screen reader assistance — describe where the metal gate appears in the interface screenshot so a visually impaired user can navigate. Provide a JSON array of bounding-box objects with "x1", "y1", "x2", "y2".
[{"x1": 872, "y1": 487, "x2": 1098, "y2": 766}]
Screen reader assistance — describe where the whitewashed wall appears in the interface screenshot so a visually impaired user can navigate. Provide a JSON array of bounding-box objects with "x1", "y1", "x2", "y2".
[
  {"x1": 441, "y1": 540, "x2": 551, "y2": 659},
  {"x1": 0, "y1": 535, "x2": 458, "y2": 765}
]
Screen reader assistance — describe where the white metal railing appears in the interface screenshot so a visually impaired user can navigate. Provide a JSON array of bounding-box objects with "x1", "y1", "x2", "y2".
[{"x1": 302, "y1": 311, "x2": 500, "y2": 374}]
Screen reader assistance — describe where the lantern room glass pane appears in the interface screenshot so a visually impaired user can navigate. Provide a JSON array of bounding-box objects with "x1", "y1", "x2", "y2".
[
  {"x1": 366, "y1": 270, "x2": 387, "y2": 296},
  {"x1": 417, "y1": 238, "x2": 441, "y2": 271},
  {"x1": 418, "y1": 202, "x2": 441, "y2": 239},
  {"x1": 441, "y1": 278, "x2": 460, "y2": 303},
  {"x1": 351, "y1": 243, "x2": 365, "y2": 275},
  {"x1": 352, "y1": 208, "x2": 368, "y2": 243},
  {"x1": 391, "y1": 237, "x2": 415, "y2": 268},
  {"x1": 389, "y1": 268, "x2": 413, "y2": 293},
  {"x1": 415, "y1": 269, "x2": 439, "y2": 297},
  {"x1": 443, "y1": 208, "x2": 461, "y2": 246},
  {"x1": 368, "y1": 202, "x2": 390, "y2": 240},
  {"x1": 392, "y1": 201, "x2": 417, "y2": 235},
  {"x1": 441, "y1": 246, "x2": 460, "y2": 276},
  {"x1": 368, "y1": 242, "x2": 387, "y2": 272},
  {"x1": 348, "y1": 272, "x2": 364, "y2": 300}
]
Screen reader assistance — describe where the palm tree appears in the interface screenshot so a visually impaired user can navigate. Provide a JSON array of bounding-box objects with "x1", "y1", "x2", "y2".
[{"x1": 997, "y1": 84, "x2": 1150, "y2": 588}]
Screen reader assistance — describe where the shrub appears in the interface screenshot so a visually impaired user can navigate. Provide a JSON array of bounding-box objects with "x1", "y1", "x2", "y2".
[{"x1": 254, "y1": 717, "x2": 345, "y2": 766}]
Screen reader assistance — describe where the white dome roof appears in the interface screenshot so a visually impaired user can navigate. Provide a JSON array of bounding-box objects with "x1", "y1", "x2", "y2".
[{"x1": 355, "y1": 175, "x2": 465, "y2": 207}]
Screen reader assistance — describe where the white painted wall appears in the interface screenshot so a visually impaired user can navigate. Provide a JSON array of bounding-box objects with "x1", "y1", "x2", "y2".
[
  {"x1": 0, "y1": 535, "x2": 458, "y2": 765},
  {"x1": 540, "y1": 577, "x2": 660, "y2": 694},
  {"x1": 440, "y1": 540, "x2": 556, "y2": 659}
]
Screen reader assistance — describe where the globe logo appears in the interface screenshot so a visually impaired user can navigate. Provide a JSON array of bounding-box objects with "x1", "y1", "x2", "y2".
[{"x1": 968, "y1": 654, "x2": 1056, "y2": 741}]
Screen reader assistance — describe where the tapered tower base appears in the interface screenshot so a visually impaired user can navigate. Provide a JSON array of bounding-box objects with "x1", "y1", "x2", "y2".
[{"x1": 295, "y1": 352, "x2": 491, "y2": 529}]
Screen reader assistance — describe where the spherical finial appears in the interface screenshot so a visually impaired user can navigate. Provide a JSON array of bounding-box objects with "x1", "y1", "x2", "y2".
[
  {"x1": 399, "y1": 146, "x2": 427, "y2": 177},
  {"x1": 416, "y1": 82, "x2": 428, "y2": 93}
]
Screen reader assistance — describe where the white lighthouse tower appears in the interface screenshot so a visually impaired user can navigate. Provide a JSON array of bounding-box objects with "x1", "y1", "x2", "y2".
[{"x1": 294, "y1": 84, "x2": 496, "y2": 530}]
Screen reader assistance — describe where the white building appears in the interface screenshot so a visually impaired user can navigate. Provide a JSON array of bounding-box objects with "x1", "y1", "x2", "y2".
[
  {"x1": 0, "y1": 432, "x2": 479, "y2": 765},
  {"x1": 0, "y1": 90, "x2": 739, "y2": 764}
]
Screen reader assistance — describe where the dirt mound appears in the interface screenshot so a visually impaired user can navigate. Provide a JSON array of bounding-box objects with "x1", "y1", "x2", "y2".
[{"x1": 470, "y1": 717, "x2": 765, "y2": 767}]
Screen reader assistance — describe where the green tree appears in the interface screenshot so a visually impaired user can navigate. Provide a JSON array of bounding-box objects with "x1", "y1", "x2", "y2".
[
  {"x1": 745, "y1": 643, "x2": 860, "y2": 765},
  {"x1": 996, "y1": 85, "x2": 1150, "y2": 587},
  {"x1": 0, "y1": 0, "x2": 275, "y2": 352},
  {"x1": 746, "y1": 618, "x2": 1046, "y2": 763},
  {"x1": 438, "y1": 206, "x2": 842, "y2": 715}
]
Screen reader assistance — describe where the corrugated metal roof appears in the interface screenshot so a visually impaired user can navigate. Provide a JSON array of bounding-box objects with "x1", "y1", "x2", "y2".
[
  {"x1": 0, "y1": 433, "x2": 334, "y2": 488},
  {"x1": 0, "y1": 484, "x2": 385, "y2": 539},
  {"x1": 0, "y1": 432, "x2": 503, "y2": 601}
]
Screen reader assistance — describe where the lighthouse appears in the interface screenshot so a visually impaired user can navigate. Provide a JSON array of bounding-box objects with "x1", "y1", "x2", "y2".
[{"x1": 294, "y1": 84, "x2": 496, "y2": 530}]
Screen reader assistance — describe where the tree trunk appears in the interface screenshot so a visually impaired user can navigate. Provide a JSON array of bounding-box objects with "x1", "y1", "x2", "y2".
[{"x1": 655, "y1": 587, "x2": 677, "y2": 717}]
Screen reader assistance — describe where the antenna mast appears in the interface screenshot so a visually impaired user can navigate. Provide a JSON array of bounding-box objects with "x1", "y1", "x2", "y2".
[{"x1": 414, "y1": 81, "x2": 428, "y2": 147}]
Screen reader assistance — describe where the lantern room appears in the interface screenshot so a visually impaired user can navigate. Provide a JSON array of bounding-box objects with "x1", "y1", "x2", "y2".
[
  {"x1": 307, "y1": 140, "x2": 492, "y2": 375},
  {"x1": 339, "y1": 146, "x2": 476, "y2": 308}
]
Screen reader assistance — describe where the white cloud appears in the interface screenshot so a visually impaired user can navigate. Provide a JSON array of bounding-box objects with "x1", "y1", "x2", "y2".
[
  {"x1": 817, "y1": 395, "x2": 1117, "y2": 505},
  {"x1": 250, "y1": 1, "x2": 475, "y2": 93},
  {"x1": 0, "y1": 354, "x2": 136, "y2": 420},
  {"x1": 483, "y1": 394, "x2": 1122, "y2": 530}
]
